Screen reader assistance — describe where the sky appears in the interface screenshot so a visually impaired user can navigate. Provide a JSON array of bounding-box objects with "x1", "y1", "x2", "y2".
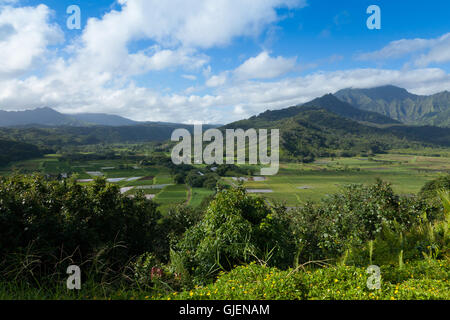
[{"x1": 0, "y1": 0, "x2": 449, "y2": 124}]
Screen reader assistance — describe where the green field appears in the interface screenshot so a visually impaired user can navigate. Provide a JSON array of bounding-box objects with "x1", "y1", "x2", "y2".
[
  {"x1": 188, "y1": 187, "x2": 215, "y2": 208},
  {"x1": 1, "y1": 152, "x2": 449, "y2": 209},
  {"x1": 154, "y1": 184, "x2": 188, "y2": 212},
  {"x1": 227, "y1": 153, "x2": 450, "y2": 206}
]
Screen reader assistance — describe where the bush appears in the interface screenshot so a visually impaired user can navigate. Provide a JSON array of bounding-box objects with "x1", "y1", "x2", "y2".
[
  {"x1": 168, "y1": 259, "x2": 449, "y2": 300},
  {"x1": 420, "y1": 175, "x2": 450, "y2": 198},
  {"x1": 154, "y1": 205, "x2": 204, "y2": 261},
  {"x1": 174, "y1": 186, "x2": 296, "y2": 284},
  {"x1": 185, "y1": 171, "x2": 219, "y2": 189},
  {"x1": 0, "y1": 174, "x2": 161, "y2": 282},
  {"x1": 301, "y1": 260, "x2": 449, "y2": 300},
  {"x1": 172, "y1": 263, "x2": 307, "y2": 300},
  {"x1": 288, "y1": 180, "x2": 434, "y2": 261}
]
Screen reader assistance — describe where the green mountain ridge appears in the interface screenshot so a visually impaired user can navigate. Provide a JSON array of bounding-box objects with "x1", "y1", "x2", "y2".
[
  {"x1": 335, "y1": 85, "x2": 450, "y2": 127},
  {"x1": 225, "y1": 102, "x2": 450, "y2": 162},
  {"x1": 0, "y1": 107, "x2": 138, "y2": 127},
  {"x1": 252, "y1": 94, "x2": 399, "y2": 125}
]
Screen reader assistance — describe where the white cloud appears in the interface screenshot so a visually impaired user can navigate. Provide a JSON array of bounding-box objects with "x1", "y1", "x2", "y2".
[
  {"x1": 71, "y1": 0, "x2": 306, "y2": 77},
  {"x1": 357, "y1": 32, "x2": 450, "y2": 67},
  {"x1": 206, "y1": 73, "x2": 228, "y2": 87},
  {"x1": 205, "y1": 51, "x2": 297, "y2": 88},
  {"x1": 0, "y1": 4, "x2": 63, "y2": 76},
  {"x1": 110, "y1": 0, "x2": 306, "y2": 49},
  {"x1": 415, "y1": 33, "x2": 450, "y2": 67},
  {"x1": 182, "y1": 74, "x2": 197, "y2": 81},
  {"x1": 0, "y1": 1, "x2": 309, "y2": 123},
  {"x1": 1, "y1": 1, "x2": 449, "y2": 125},
  {"x1": 234, "y1": 51, "x2": 297, "y2": 80},
  {"x1": 1, "y1": 66, "x2": 449, "y2": 124}
]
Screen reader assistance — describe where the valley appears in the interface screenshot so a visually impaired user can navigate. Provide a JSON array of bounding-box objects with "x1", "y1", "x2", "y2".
[{"x1": 2, "y1": 150, "x2": 448, "y2": 209}]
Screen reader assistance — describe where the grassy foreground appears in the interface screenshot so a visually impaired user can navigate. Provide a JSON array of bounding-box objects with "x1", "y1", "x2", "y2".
[{"x1": 1, "y1": 259, "x2": 448, "y2": 300}]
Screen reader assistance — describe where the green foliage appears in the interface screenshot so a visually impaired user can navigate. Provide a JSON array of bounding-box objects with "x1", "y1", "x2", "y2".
[
  {"x1": 301, "y1": 261, "x2": 449, "y2": 300},
  {"x1": 155, "y1": 205, "x2": 204, "y2": 260},
  {"x1": 0, "y1": 171, "x2": 448, "y2": 300},
  {"x1": 0, "y1": 139, "x2": 44, "y2": 167},
  {"x1": 173, "y1": 263, "x2": 307, "y2": 300},
  {"x1": 169, "y1": 259, "x2": 449, "y2": 300},
  {"x1": 420, "y1": 174, "x2": 450, "y2": 198},
  {"x1": 287, "y1": 180, "x2": 436, "y2": 261},
  {"x1": 185, "y1": 171, "x2": 219, "y2": 189},
  {"x1": 226, "y1": 106, "x2": 450, "y2": 163},
  {"x1": 175, "y1": 186, "x2": 296, "y2": 284},
  {"x1": 0, "y1": 174, "x2": 162, "y2": 282}
]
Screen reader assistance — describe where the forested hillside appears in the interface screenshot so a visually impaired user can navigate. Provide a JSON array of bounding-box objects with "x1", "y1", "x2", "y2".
[
  {"x1": 253, "y1": 94, "x2": 399, "y2": 125},
  {"x1": 0, "y1": 139, "x2": 44, "y2": 166},
  {"x1": 0, "y1": 123, "x2": 219, "y2": 150},
  {"x1": 226, "y1": 106, "x2": 450, "y2": 162},
  {"x1": 335, "y1": 85, "x2": 450, "y2": 127}
]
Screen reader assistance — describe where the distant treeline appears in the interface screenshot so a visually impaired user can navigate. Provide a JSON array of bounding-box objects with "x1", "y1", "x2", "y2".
[
  {"x1": 0, "y1": 139, "x2": 45, "y2": 167},
  {"x1": 0, "y1": 124, "x2": 218, "y2": 150}
]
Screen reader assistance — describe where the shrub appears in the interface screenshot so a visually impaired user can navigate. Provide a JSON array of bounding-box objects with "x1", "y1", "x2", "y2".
[
  {"x1": 420, "y1": 175, "x2": 450, "y2": 198},
  {"x1": 172, "y1": 263, "x2": 307, "y2": 300},
  {"x1": 302, "y1": 261, "x2": 449, "y2": 300},
  {"x1": 0, "y1": 174, "x2": 161, "y2": 282},
  {"x1": 288, "y1": 180, "x2": 433, "y2": 261},
  {"x1": 174, "y1": 186, "x2": 296, "y2": 284}
]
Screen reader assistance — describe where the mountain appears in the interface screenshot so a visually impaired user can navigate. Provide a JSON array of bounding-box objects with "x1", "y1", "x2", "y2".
[
  {"x1": 0, "y1": 108, "x2": 86, "y2": 127},
  {"x1": 253, "y1": 94, "x2": 399, "y2": 125},
  {"x1": 302, "y1": 94, "x2": 400, "y2": 125},
  {"x1": 0, "y1": 107, "x2": 138, "y2": 127},
  {"x1": 335, "y1": 85, "x2": 450, "y2": 127},
  {"x1": 68, "y1": 113, "x2": 138, "y2": 126},
  {"x1": 225, "y1": 103, "x2": 450, "y2": 162}
]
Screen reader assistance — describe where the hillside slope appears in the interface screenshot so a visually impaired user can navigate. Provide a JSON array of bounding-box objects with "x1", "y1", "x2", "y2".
[
  {"x1": 225, "y1": 106, "x2": 450, "y2": 162},
  {"x1": 254, "y1": 94, "x2": 399, "y2": 125},
  {"x1": 0, "y1": 139, "x2": 44, "y2": 166},
  {"x1": 0, "y1": 107, "x2": 138, "y2": 127},
  {"x1": 335, "y1": 85, "x2": 450, "y2": 127}
]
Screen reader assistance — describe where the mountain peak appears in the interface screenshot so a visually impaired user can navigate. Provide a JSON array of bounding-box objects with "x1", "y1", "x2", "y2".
[
  {"x1": 335, "y1": 85, "x2": 450, "y2": 127},
  {"x1": 302, "y1": 94, "x2": 400, "y2": 125},
  {"x1": 336, "y1": 85, "x2": 414, "y2": 102}
]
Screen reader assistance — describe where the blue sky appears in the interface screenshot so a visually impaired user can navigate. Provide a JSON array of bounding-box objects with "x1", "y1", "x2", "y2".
[{"x1": 0, "y1": 0, "x2": 449, "y2": 123}]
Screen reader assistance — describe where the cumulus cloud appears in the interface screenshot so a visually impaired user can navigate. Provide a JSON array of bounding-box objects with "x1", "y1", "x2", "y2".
[
  {"x1": 110, "y1": 0, "x2": 306, "y2": 49},
  {"x1": 0, "y1": 0, "x2": 309, "y2": 123},
  {"x1": 415, "y1": 33, "x2": 450, "y2": 67},
  {"x1": 206, "y1": 73, "x2": 228, "y2": 87},
  {"x1": 234, "y1": 51, "x2": 297, "y2": 80},
  {"x1": 0, "y1": 1, "x2": 449, "y2": 125},
  {"x1": 1, "y1": 66, "x2": 449, "y2": 124},
  {"x1": 0, "y1": 4, "x2": 63, "y2": 76},
  {"x1": 205, "y1": 51, "x2": 297, "y2": 87}
]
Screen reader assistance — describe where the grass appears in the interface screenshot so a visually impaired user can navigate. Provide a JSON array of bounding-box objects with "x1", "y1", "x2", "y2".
[
  {"x1": 188, "y1": 188, "x2": 215, "y2": 208},
  {"x1": 3, "y1": 259, "x2": 446, "y2": 300},
  {"x1": 154, "y1": 184, "x2": 188, "y2": 213},
  {"x1": 237, "y1": 154, "x2": 450, "y2": 205}
]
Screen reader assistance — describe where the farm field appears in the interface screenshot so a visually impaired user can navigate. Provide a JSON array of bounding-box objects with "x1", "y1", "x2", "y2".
[
  {"x1": 1, "y1": 152, "x2": 449, "y2": 208},
  {"x1": 226, "y1": 153, "x2": 450, "y2": 205}
]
